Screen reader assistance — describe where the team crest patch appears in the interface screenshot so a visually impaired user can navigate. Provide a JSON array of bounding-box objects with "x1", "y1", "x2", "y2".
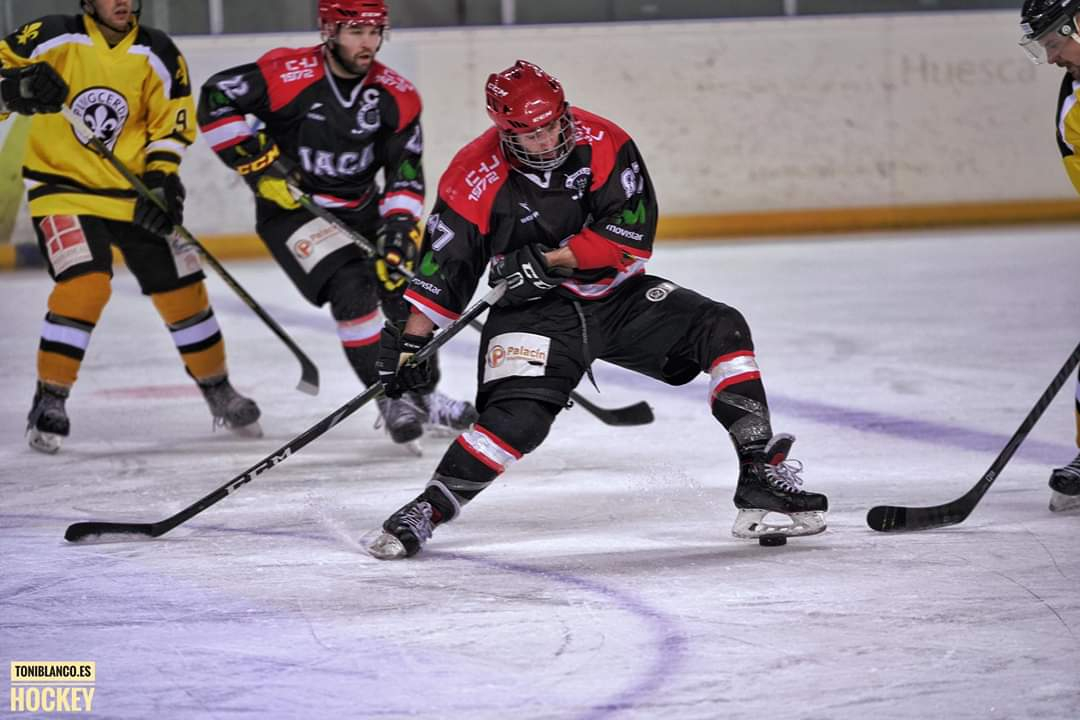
[
  {"x1": 70, "y1": 87, "x2": 130, "y2": 152},
  {"x1": 645, "y1": 282, "x2": 678, "y2": 302}
]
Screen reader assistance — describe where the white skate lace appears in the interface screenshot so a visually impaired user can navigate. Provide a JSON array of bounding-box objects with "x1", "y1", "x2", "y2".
[
  {"x1": 765, "y1": 458, "x2": 806, "y2": 494},
  {"x1": 396, "y1": 501, "x2": 434, "y2": 543},
  {"x1": 425, "y1": 391, "x2": 470, "y2": 427},
  {"x1": 373, "y1": 395, "x2": 424, "y2": 431}
]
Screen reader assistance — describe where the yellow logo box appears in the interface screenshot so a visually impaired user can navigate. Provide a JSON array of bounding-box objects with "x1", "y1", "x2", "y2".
[{"x1": 9, "y1": 662, "x2": 95, "y2": 683}]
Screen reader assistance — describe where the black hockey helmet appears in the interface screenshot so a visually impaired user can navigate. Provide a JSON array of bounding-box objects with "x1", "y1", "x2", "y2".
[{"x1": 1020, "y1": 0, "x2": 1080, "y2": 62}]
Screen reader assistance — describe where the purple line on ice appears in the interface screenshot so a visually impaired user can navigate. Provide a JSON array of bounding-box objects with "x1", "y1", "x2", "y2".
[{"x1": 450, "y1": 553, "x2": 687, "y2": 720}]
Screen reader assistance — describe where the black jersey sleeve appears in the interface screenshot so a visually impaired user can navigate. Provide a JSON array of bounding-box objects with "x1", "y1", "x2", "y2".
[
  {"x1": 378, "y1": 108, "x2": 425, "y2": 224},
  {"x1": 403, "y1": 200, "x2": 489, "y2": 327},
  {"x1": 196, "y1": 63, "x2": 271, "y2": 171},
  {"x1": 568, "y1": 136, "x2": 657, "y2": 271}
]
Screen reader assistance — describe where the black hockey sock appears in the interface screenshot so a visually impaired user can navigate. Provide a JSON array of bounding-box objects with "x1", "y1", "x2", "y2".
[
  {"x1": 344, "y1": 343, "x2": 380, "y2": 387},
  {"x1": 710, "y1": 379, "x2": 772, "y2": 463}
]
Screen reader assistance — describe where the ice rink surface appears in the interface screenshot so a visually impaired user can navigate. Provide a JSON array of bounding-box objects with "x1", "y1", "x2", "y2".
[{"x1": 1, "y1": 226, "x2": 1078, "y2": 719}]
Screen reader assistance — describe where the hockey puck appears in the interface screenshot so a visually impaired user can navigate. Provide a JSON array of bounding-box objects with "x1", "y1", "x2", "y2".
[{"x1": 759, "y1": 534, "x2": 787, "y2": 547}]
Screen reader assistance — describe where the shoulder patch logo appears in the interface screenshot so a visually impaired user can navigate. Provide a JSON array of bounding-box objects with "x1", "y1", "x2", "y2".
[
  {"x1": 70, "y1": 87, "x2": 130, "y2": 152},
  {"x1": 175, "y1": 56, "x2": 190, "y2": 90},
  {"x1": 17, "y1": 22, "x2": 42, "y2": 45}
]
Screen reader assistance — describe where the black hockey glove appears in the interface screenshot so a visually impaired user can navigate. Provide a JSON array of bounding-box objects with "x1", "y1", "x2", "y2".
[
  {"x1": 375, "y1": 218, "x2": 420, "y2": 293},
  {"x1": 234, "y1": 133, "x2": 300, "y2": 210},
  {"x1": 488, "y1": 244, "x2": 570, "y2": 307},
  {"x1": 0, "y1": 62, "x2": 68, "y2": 115},
  {"x1": 377, "y1": 321, "x2": 435, "y2": 399},
  {"x1": 133, "y1": 171, "x2": 185, "y2": 237}
]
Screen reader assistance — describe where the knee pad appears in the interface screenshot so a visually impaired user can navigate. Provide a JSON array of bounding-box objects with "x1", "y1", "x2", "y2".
[
  {"x1": 700, "y1": 302, "x2": 754, "y2": 358},
  {"x1": 324, "y1": 261, "x2": 379, "y2": 322},
  {"x1": 478, "y1": 397, "x2": 560, "y2": 456},
  {"x1": 48, "y1": 272, "x2": 111, "y2": 325}
]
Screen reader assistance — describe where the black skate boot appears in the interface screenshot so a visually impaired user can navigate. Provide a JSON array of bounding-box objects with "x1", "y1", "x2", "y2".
[
  {"x1": 1048, "y1": 451, "x2": 1080, "y2": 512},
  {"x1": 367, "y1": 481, "x2": 459, "y2": 560},
  {"x1": 413, "y1": 390, "x2": 479, "y2": 437},
  {"x1": 26, "y1": 381, "x2": 70, "y2": 454},
  {"x1": 199, "y1": 377, "x2": 262, "y2": 438},
  {"x1": 375, "y1": 395, "x2": 425, "y2": 454},
  {"x1": 732, "y1": 433, "x2": 828, "y2": 539}
]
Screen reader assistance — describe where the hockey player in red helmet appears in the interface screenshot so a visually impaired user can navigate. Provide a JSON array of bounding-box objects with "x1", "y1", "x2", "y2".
[
  {"x1": 486, "y1": 60, "x2": 577, "y2": 171},
  {"x1": 367, "y1": 60, "x2": 830, "y2": 559},
  {"x1": 1019, "y1": 0, "x2": 1080, "y2": 512},
  {"x1": 197, "y1": 0, "x2": 478, "y2": 452}
]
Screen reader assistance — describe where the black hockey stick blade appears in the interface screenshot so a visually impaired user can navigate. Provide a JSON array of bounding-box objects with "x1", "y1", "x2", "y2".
[
  {"x1": 65, "y1": 521, "x2": 160, "y2": 543},
  {"x1": 61, "y1": 106, "x2": 320, "y2": 396},
  {"x1": 867, "y1": 339, "x2": 1080, "y2": 533},
  {"x1": 569, "y1": 392, "x2": 654, "y2": 426},
  {"x1": 63, "y1": 284, "x2": 506, "y2": 544}
]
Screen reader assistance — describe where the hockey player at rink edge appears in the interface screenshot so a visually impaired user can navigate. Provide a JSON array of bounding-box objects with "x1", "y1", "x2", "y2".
[
  {"x1": 0, "y1": 0, "x2": 262, "y2": 454},
  {"x1": 367, "y1": 60, "x2": 830, "y2": 559},
  {"x1": 1018, "y1": 0, "x2": 1080, "y2": 513},
  {"x1": 196, "y1": 0, "x2": 478, "y2": 453}
]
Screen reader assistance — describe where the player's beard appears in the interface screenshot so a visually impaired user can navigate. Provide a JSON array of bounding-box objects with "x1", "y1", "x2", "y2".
[{"x1": 330, "y1": 43, "x2": 375, "y2": 78}]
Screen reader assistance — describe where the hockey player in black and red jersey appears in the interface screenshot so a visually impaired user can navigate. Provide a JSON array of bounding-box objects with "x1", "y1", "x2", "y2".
[
  {"x1": 196, "y1": 0, "x2": 476, "y2": 451},
  {"x1": 367, "y1": 60, "x2": 829, "y2": 559},
  {"x1": 1018, "y1": 0, "x2": 1080, "y2": 512},
  {"x1": 1, "y1": 0, "x2": 261, "y2": 454}
]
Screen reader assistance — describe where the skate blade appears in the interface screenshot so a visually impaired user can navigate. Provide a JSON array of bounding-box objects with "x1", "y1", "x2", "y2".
[
  {"x1": 399, "y1": 439, "x2": 423, "y2": 457},
  {"x1": 731, "y1": 508, "x2": 827, "y2": 539},
  {"x1": 27, "y1": 428, "x2": 63, "y2": 455},
  {"x1": 1049, "y1": 491, "x2": 1080, "y2": 513},
  {"x1": 422, "y1": 424, "x2": 459, "y2": 439},
  {"x1": 228, "y1": 421, "x2": 264, "y2": 439},
  {"x1": 367, "y1": 532, "x2": 407, "y2": 560}
]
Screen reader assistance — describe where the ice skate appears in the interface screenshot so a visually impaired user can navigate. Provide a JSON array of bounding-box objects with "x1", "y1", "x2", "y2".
[
  {"x1": 375, "y1": 395, "x2": 425, "y2": 455},
  {"x1": 732, "y1": 433, "x2": 828, "y2": 539},
  {"x1": 414, "y1": 390, "x2": 478, "y2": 437},
  {"x1": 367, "y1": 482, "x2": 457, "y2": 560},
  {"x1": 26, "y1": 382, "x2": 70, "y2": 454},
  {"x1": 1049, "y1": 451, "x2": 1080, "y2": 512},
  {"x1": 199, "y1": 377, "x2": 263, "y2": 438}
]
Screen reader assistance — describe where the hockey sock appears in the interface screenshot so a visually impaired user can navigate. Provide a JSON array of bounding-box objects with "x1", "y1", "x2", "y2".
[
  {"x1": 150, "y1": 283, "x2": 226, "y2": 382},
  {"x1": 432, "y1": 398, "x2": 558, "y2": 507},
  {"x1": 38, "y1": 272, "x2": 111, "y2": 388},
  {"x1": 709, "y1": 352, "x2": 772, "y2": 462},
  {"x1": 336, "y1": 309, "x2": 382, "y2": 387}
]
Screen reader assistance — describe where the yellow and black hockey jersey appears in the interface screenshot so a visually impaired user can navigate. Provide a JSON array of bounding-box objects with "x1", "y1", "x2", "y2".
[
  {"x1": 0, "y1": 14, "x2": 195, "y2": 221},
  {"x1": 1055, "y1": 72, "x2": 1080, "y2": 194}
]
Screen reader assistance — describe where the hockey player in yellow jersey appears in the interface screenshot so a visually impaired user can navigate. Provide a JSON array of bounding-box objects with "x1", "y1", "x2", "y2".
[
  {"x1": 1018, "y1": 0, "x2": 1080, "y2": 512},
  {"x1": 0, "y1": 0, "x2": 262, "y2": 453}
]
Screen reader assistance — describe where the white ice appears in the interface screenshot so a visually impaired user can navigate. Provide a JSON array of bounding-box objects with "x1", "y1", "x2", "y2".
[{"x1": 1, "y1": 226, "x2": 1078, "y2": 719}]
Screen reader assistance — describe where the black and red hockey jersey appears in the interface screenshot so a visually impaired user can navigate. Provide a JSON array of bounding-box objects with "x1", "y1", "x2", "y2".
[
  {"x1": 197, "y1": 46, "x2": 423, "y2": 220},
  {"x1": 405, "y1": 107, "x2": 657, "y2": 327}
]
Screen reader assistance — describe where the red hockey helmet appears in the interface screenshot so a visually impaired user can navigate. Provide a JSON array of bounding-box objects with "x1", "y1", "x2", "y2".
[
  {"x1": 486, "y1": 60, "x2": 576, "y2": 171},
  {"x1": 318, "y1": 0, "x2": 389, "y2": 37}
]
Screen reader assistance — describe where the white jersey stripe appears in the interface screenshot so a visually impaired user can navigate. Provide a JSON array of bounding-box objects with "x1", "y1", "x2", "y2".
[
  {"x1": 379, "y1": 192, "x2": 424, "y2": 219},
  {"x1": 29, "y1": 33, "x2": 92, "y2": 60},
  {"x1": 202, "y1": 120, "x2": 254, "y2": 151},
  {"x1": 127, "y1": 45, "x2": 173, "y2": 100}
]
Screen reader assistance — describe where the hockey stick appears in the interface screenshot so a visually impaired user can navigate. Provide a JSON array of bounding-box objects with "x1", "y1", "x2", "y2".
[
  {"x1": 60, "y1": 105, "x2": 319, "y2": 395},
  {"x1": 867, "y1": 339, "x2": 1080, "y2": 533},
  {"x1": 63, "y1": 282, "x2": 508, "y2": 543},
  {"x1": 286, "y1": 179, "x2": 655, "y2": 427}
]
